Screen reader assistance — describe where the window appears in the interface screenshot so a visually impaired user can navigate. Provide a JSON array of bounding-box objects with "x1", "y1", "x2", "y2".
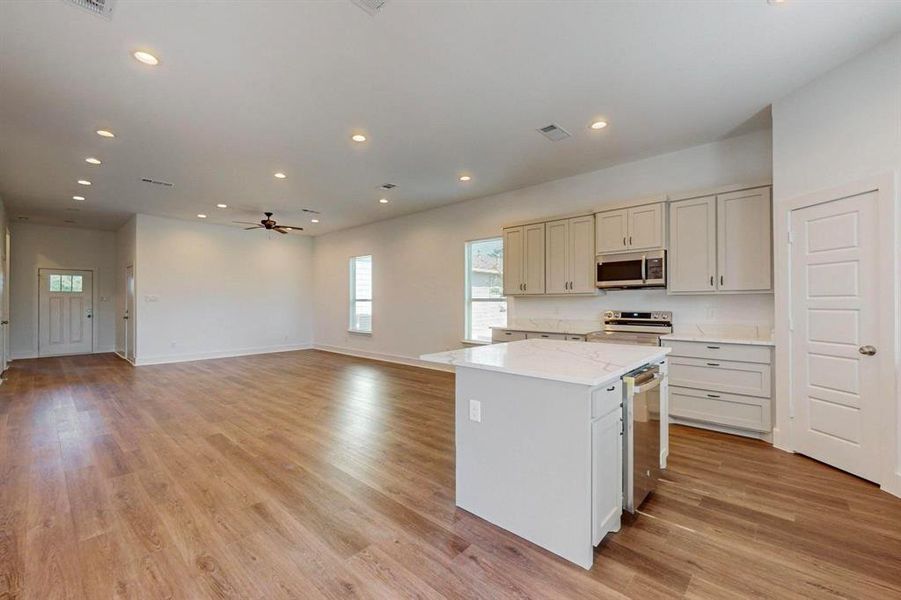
[
  {"x1": 465, "y1": 238, "x2": 506, "y2": 342},
  {"x1": 49, "y1": 274, "x2": 83, "y2": 293},
  {"x1": 349, "y1": 255, "x2": 373, "y2": 333}
]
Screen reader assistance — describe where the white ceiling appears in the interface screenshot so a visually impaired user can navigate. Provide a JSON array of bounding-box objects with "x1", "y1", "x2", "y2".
[{"x1": 2, "y1": 1, "x2": 900, "y2": 234}]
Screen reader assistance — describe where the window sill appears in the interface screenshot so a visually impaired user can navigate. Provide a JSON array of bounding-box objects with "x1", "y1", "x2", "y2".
[
  {"x1": 347, "y1": 329, "x2": 372, "y2": 336},
  {"x1": 461, "y1": 339, "x2": 491, "y2": 346}
]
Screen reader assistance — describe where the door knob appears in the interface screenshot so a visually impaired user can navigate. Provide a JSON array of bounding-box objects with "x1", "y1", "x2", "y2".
[
  {"x1": 0, "y1": 320, "x2": 7, "y2": 325},
  {"x1": 859, "y1": 345, "x2": 877, "y2": 356}
]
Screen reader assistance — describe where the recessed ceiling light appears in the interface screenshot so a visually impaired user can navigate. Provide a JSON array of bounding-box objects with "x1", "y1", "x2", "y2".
[
  {"x1": 133, "y1": 51, "x2": 159, "y2": 66},
  {"x1": 216, "y1": 203, "x2": 228, "y2": 208},
  {"x1": 85, "y1": 157, "x2": 101, "y2": 165},
  {"x1": 197, "y1": 214, "x2": 207, "y2": 219},
  {"x1": 96, "y1": 129, "x2": 115, "y2": 138},
  {"x1": 311, "y1": 218, "x2": 320, "y2": 223},
  {"x1": 351, "y1": 134, "x2": 367, "y2": 143},
  {"x1": 77, "y1": 180, "x2": 91, "y2": 186},
  {"x1": 459, "y1": 175, "x2": 471, "y2": 182},
  {"x1": 590, "y1": 120, "x2": 608, "y2": 130},
  {"x1": 274, "y1": 172, "x2": 287, "y2": 179},
  {"x1": 379, "y1": 198, "x2": 389, "y2": 204},
  {"x1": 73, "y1": 195, "x2": 85, "y2": 201}
]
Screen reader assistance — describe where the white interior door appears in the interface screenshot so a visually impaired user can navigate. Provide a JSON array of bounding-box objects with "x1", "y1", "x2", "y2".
[
  {"x1": 125, "y1": 265, "x2": 135, "y2": 363},
  {"x1": 0, "y1": 229, "x2": 8, "y2": 372},
  {"x1": 789, "y1": 192, "x2": 880, "y2": 482},
  {"x1": 38, "y1": 269, "x2": 94, "y2": 357}
]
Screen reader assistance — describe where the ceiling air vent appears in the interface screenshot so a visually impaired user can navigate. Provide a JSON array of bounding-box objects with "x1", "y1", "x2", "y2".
[
  {"x1": 537, "y1": 123, "x2": 572, "y2": 142},
  {"x1": 380, "y1": 183, "x2": 397, "y2": 190},
  {"x1": 141, "y1": 177, "x2": 174, "y2": 188},
  {"x1": 63, "y1": 0, "x2": 116, "y2": 19},
  {"x1": 351, "y1": 0, "x2": 388, "y2": 16},
  {"x1": 301, "y1": 208, "x2": 321, "y2": 215}
]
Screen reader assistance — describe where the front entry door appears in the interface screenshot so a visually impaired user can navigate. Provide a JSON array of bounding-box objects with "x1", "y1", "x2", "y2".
[
  {"x1": 38, "y1": 269, "x2": 93, "y2": 357},
  {"x1": 789, "y1": 191, "x2": 880, "y2": 482}
]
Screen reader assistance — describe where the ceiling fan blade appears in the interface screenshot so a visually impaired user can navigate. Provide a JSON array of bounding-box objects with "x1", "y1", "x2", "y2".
[
  {"x1": 277, "y1": 225, "x2": 306, "y2": 231},
  {"x1": 244, "y1": 226, "x2": 263, "y2": 230},
  {"x1": 233, "y1": 221, "x2": 262, "y2": 225},
  {"x1": 273, "y1": 227, "x2": 289, "y2": 234}
]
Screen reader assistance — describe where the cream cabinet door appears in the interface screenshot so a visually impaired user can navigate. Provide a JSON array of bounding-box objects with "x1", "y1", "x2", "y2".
[
  {"x1": 627, "y1": 203, "x2": 664, "y2": 250},
  {"x1": 545, "y1": 219, "x2": 569, "y2": 294},
  {"x1": 717, "y1": 187, "x2": 772, "y2": 292},
  {"x1": 668, "y1": 196, "x2": 716, "y2": 293},
  {"x1": 569, "y1": 215, "x2": 596, "y2": 293},
  {"x1": 503, "y1": 226, "x2": 524, "y2": 295},
  {"x1": 595, "y1": 209, "x2": 628, "y2": 253},
  {"x1": 523, "y1": 223, "x2": 546, "y2": 295}
]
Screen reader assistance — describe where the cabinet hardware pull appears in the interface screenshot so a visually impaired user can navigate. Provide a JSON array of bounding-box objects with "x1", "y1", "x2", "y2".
[
  {"x1": 629, "y1": 236, "x2": 632, "y2": 245},
  {"x1": 706, "y1": 362, "x2": 720, "y2": 367},
  {"x1": 707, "y1": 394, "x2": 721, "y2": 398},
  {"x1": 710, "y1": 275, "x2": 714, "y2": 286},
  {"x1": 606, "y1": 386, "x2": 616, "y2": 391},
  {"x1": 706, "y1": 345, "x2": 720, "y2": 349},
  {"x1": 623, "y1": 236, "x2": 626, "y2": 246},
  {"x1": 720, "y1": 275, "x2": 724, "y2": 286}
]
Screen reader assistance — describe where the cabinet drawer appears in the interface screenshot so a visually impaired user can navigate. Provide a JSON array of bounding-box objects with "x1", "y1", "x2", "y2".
[
  {"x1": 526, "y1": 332, "x2": 567, "y2": 340},
  {"x1": 670, "y1": 386, "x2": 771, "y2": 432},
  {"x1": 491, "y1": 330, "x2": 527, "y2": 343},
  {"x1": 592, "y1": 380, "x2": 622, "y2": 418},
  {"x1": 669, "y1": 357, "x2": 771, "y2": 398},
  {"x1": 663, "y1": 340, "x2": 771, "y2": 364}
]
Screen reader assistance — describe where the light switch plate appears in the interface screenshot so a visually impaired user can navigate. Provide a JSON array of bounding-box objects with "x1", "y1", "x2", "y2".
[{"x1": 469, "y1": 399, "x2": 481, "y2": 422}]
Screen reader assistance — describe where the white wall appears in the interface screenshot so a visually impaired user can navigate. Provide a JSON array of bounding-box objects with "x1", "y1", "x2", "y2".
[
  {"x1": 9, "y1": 222, "x2": 117, "y2": 358},
  {"x1": 313, "y1": 129, "x2": 774, "y2": 366},
  {"x1": 772, "y1": 33, "x2": 901, "y2": 495},
  {"x1": 133, "y1": 214, "x2": 315, "y2": 364}
]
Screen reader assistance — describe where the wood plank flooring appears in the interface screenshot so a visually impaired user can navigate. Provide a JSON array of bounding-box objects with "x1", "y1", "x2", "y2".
[{"x1": 1, "y1": 350, "x2": 900, "y2": 599}]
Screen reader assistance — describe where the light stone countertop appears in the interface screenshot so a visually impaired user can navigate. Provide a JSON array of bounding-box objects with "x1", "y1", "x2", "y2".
[
  {"x1": 420, "y1": 339, "x2": 669, "y2": 387},
  {"x1": 661, "y1": 323, "x2": 774, "y2": 347},
  {"x1": 491, "y1": 319, "x2": 602, "y2": 336}
]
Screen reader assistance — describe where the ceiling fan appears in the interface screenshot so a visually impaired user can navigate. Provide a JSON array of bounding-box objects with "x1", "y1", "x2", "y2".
[{"x1": 233, "y1": 211, "x2": 305, "y2": 234}]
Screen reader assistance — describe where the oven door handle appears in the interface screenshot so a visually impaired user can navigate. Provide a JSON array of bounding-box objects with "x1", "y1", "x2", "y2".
[{"x1": 641, "y1": 254, "x2": 647, "y2": 283}]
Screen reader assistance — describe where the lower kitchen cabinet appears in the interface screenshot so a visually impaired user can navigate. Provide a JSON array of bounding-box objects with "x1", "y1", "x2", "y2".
[
  {"x1": 591, "y1": 405, "x2": 622, "y2": 545},
  {"x1": 491, "y1": 329, "x2": 587, "y2": 343},
  {"x1": 662, "y1": 339, "x2": 774, "y2": 439}
]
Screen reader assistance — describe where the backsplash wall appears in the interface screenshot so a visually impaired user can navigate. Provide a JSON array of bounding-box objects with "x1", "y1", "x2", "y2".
[{"x1": 510, "y1": 291, "x2": 775, "y2": 333}]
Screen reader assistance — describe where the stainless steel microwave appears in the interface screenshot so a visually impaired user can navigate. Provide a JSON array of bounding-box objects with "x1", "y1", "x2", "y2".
[{"x1": 596, "y1": 250, "x2": 666, "y2": 289}]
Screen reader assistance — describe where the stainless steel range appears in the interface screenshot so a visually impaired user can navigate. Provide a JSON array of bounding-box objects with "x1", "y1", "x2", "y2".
[
  {"x1": 587, "y1": 310, "x2": 672, "y2": 513},
  {"x1": 586, "y1": 310, "x2": 673, "y2": 346}
]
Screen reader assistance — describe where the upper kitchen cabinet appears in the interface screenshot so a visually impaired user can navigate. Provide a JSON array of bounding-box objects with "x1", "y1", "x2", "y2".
[
  {"x1": 717, "y1": 188, "x2": 772, "y2": 292},
  {"x1": 595, "y1": 203, "x2": 665, "y2": 254},
  {"x1": 545, "y1": 215, "x2": 596, "y2": 294},
  {"x1": 668, "y1": 186, "x2": 772, "y2": 294},
  {"x1": 503, "y1": 223, "x2": 545, "y2": 295}
]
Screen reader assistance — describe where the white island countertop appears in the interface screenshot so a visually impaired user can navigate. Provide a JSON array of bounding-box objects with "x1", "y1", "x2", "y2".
[{"x1": 421, "y1": 339, "x2": 669, "y2": 387}]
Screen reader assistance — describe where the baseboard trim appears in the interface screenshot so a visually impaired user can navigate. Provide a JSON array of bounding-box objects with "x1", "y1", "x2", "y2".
[
  {"x1": 881, "y1": 471, "x2": 901, "y2": 499},
  {"x1": 313, "y1": 344, "x2": 454, "y2": 373},
  {"x1": 670, "y1": 416, "x2": 772, "y2": 443},
  {"x1": 134, "y1": 343, "x2": 314, "y2": 366}
]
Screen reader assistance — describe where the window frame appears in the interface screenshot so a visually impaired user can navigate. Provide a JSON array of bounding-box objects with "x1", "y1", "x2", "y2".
[
  {"x1": 348, "y1": 254, "x2": 373, "y2": 334},
  {"x1": 464, "y1": 237, "x2": 506, "y2": 344}
]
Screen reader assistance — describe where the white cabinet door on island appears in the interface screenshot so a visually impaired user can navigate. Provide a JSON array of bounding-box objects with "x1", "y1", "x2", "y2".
[{"x1": 420, "y1": 339, "x2": 670, "y2": 569}]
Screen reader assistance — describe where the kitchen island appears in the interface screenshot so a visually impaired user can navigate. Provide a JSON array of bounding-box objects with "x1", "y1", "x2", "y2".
[{"x1": 420, "y1": 339, "x2": 669, "y2": 569}]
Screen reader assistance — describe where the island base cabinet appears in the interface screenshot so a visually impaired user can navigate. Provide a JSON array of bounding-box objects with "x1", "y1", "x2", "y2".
[{"x1": 592, "y1": 407, "x2": 623, "y2": 545}]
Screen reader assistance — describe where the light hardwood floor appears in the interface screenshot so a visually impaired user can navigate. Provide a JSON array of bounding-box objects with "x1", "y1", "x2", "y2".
[{"x1": 1, "y1": 350, "x2": 900, "y2": 599}]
